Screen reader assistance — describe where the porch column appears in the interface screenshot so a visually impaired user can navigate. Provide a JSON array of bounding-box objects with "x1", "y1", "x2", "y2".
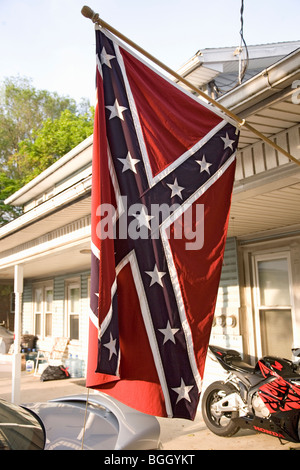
[{"x1": 12, "y1": 264, "x2": 23, "y2": 404}]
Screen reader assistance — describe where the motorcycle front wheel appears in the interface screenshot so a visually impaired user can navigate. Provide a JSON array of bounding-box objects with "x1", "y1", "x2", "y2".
[{"x1": 201, "y1": 381, "x2": 240, "y2": 437}]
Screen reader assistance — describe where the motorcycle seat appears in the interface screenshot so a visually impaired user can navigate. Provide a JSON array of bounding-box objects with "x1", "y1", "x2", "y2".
[{"x1": 230, "y1": 358, "x2": 257, "y2": 374}]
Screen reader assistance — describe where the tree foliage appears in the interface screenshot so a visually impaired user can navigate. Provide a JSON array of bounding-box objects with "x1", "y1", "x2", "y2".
[
  {"x1": 15, "y1": 108, "x2": 94, "y2": 183},
  {"x1": 0, "y1": 173, "x2": 23, "y2": 225},
  {"x1": 0, "y1": 76, "x2": 94, "y2": 225}
]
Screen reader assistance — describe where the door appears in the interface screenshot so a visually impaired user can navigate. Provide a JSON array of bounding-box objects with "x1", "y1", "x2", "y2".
[{"x1": 254, "y1": 253, "x2": 295, "y2": 359}]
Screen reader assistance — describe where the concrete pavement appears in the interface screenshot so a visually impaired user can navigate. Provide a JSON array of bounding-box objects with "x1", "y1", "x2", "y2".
[{"x1": 1, "y1": 354, "x2": 299, "y2": 451}]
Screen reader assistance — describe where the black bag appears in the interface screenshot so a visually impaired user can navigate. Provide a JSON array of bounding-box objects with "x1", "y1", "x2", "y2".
[{"x1": 40, "y1": 365, "x2": 70, "y2": 382}]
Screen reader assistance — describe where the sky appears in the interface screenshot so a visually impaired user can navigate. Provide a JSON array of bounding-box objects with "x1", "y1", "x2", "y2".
[{"x1": 0, "y1": 0, "x2": 299, "y2": 106}]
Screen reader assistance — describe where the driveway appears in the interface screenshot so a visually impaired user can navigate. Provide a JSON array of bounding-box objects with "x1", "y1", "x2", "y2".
[{"x1": 0, "y1": 354, "x2": 299, "y2": 451}]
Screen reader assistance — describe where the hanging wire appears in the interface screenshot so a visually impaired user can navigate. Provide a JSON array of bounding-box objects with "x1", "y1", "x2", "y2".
[
  {"x1": 211, "y1": 0, "x2": 249, "y2": 97},
  {"x1": 238, "y1": 0, "x2": 249, "y2": 84}
]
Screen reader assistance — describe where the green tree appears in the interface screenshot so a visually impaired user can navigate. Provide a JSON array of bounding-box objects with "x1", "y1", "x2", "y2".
[
  {"x1": 0, "y1": 76, "x2": 94, "y2": 226},
  {"x1": 0, "y1": 172, "x2": 23, "y2": 225},
  {"x1": 16, "y1": 108, "x2": 94, "y2": 183},
  {"x1": 0, "y1": 76, "x2": 79, "y2": 174}
]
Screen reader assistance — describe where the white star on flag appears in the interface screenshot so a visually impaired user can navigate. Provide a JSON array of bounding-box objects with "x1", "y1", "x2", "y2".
[
  {"x1": 167, "y1": 178, "x2": 185, "y2": 199},
  {"x1": 100, "y1": 47, "x2": 115, "y2": 68},
  {"x1": 221, "y1": 132, "x2": 235, "y2": 150},
  {"x1": 103, "y1": 333, "x2": 117, "y2": 360},
  {"x1": 106, "y1": 99, "x2": 128, "y2": 120},
  {"x1": 145, "y1": 264, "x2": 166, "y2": 287},
  {"x1": 133, "y1": 207, "x2": 154, "y2": 230},
  {"x1": 196, "y1": 155, "x2": 212, "y2": 174},
  {"x1": 118, "y1": 152, "x2": 140, "y2": 173},
  {"x1": 158, "y1": 321, "x2": 180, "y2": 344},
  {"x1": 172, "y1": 378, "x2": 194, "y2": 404}
]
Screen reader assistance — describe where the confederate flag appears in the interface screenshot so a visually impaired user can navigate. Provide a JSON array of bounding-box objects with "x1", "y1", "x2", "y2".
[{"x1": 87, "y1": 26, "x2": 239, "y2": 420}]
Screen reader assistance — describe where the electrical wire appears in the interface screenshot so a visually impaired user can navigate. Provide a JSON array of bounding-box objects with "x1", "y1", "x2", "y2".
[
  {"x1": 212, "y1": 0, "x2": 249, "y2": 97},
  {"x1": 239, "y1": 0, "x2": 249, "y2": 84}
]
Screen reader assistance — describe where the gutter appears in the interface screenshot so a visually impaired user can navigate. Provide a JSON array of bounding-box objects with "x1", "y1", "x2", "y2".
[
  {"x1": 0, "y1": 175, "x2": 92, "y2": 241},
  {"x1": 218, "y1": 48, "x2": 300, "y2": 116}
]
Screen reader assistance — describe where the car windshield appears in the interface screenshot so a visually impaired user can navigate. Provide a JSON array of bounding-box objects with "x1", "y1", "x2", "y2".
[{"x1": 0, "y1": 399, "x2": 45, "y2": 450}]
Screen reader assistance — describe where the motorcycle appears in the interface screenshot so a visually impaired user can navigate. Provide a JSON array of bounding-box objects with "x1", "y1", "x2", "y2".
[{"x1": 201, "y1": 345, "x2": 300, "y2": 443}]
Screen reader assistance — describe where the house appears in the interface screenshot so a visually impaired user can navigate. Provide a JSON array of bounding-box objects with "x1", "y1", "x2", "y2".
[
  {"x1": 0, "y1": 41, "x2": 299, "y2": 377},
  {"x1": 178, "y1": 41, "x2": 300, "y2": 361},
  {"x1": 0, "y1": 137, "x2": 93, "y2": 367}
]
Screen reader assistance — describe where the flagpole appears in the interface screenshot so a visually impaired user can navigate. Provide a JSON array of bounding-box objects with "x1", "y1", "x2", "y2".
[{"x1": 81, "y1": 5, "x2": 300, "y2": 167}]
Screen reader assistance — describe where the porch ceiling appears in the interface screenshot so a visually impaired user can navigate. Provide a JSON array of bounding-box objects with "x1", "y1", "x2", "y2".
[
  {"x1": 0, "y1": 239, "x2": 91, "y2": 280},
  {"x1": 227, "y1": 86, "x2": 300, "y2": 238},
  {"x1": 228, "y1": 172, "x2": 300, "y2": 238},
  {"x1": 237, "y1": 90, "x2": 300, "y2": 149}
]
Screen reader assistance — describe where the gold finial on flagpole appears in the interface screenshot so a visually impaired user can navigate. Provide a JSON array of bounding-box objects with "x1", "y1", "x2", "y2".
[
  {"x1": 81, "y1": 6, "x2": 99, "y2": 22},
  {"x1": 81, "y1": 5, "x2": 300, "y2": 166}
]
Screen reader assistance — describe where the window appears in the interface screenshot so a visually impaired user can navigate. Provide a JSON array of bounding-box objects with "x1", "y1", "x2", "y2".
[
  {"x1": 67, "y1": 283, "x2": 80, "y2": 341},
  {"x1": 254, "y1": 254, "x2": 294, "y2": 358},
  {"x1": 33, "y1": 283, "x2": 53, "y2": 338},
  {"x1": 34, "y1": 288, "x2": 43, "y2": 336},
  {"x1": 45, "y1": 287, "x2": 53, "y2": 337}
]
